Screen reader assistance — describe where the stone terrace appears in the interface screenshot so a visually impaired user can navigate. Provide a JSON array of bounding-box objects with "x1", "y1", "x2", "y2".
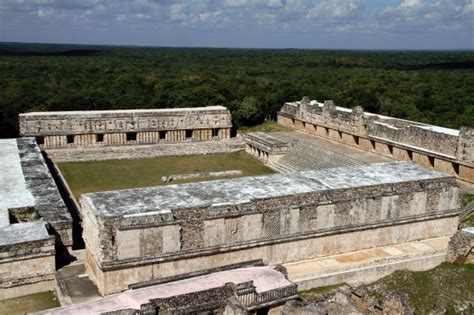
[{"x1": 38, "y1": 267, "x2": 297, "y2": 314}]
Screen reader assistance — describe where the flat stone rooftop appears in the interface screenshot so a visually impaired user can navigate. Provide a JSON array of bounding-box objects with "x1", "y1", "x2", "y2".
[
  {"x1": 0, "y1": 138, "x2": 72, "y2": 246},
  {"x1": 0, "y1": 139, "x2": 36, "y2": 214},
  {"x1": 82, "y1": 161, "x2": 450, "y2": 218},
  {"x1": 0, "y1": 221, "x2": 50, "y2": 247},
  {"x1": 38, "y1": 267, "x2": 293, "y2": 315},
  {"x1": 19, "y1": 106, "x2": 227, "y2": 117}
]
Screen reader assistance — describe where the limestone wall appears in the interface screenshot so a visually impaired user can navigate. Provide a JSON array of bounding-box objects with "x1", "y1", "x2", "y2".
[
  {"x1": 277, "y1": 97, "x2": 473, "y2": 182},
  {"x1": 81, "y1": 174, "x2": 460, "y2": 295},
  {"x1": 0, "y1": 235, "x2": 55, "y2": 300},
  {"x1": 19, "y1": 106, "x2": 232, "y2": 149}
]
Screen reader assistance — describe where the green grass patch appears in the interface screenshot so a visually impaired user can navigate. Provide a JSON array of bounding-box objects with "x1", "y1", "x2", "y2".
[
  {"x1": 58, "y1": 151, "x2": 275, "y2": 200},
  {"x1": 0, "y1": 291, "x2": 60, "y2": 315},
  {"x1": 360, "y1": 263, "x2": 474, "y2": 314},
  {"x1": 239, "y1": 120, "x2": 291, "y2": 133},
  {"x1": 299, "y1": 283, "x2": 346, "y2": 301},
  {"x1": 461, "y1": 193, "x2": 474, "y2": 208},
  {"x1": 461, "y1": 193, "x2": 474, "y2": 228}
]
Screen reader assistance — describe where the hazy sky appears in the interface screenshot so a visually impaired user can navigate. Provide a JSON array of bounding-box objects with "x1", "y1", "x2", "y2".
[{"x1": 0, "y1": 0, "x2": 472, "y2": 50}]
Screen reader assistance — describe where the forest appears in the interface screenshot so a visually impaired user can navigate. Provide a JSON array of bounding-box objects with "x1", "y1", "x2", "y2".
[{"x1": 1, "y1": 42, "x2": 473, "y2": 138}]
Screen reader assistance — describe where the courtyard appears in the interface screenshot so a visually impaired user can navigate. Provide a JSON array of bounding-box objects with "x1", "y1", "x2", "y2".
[{"x1": 58, "y1": 150, "x2": 274, "y2": 200}]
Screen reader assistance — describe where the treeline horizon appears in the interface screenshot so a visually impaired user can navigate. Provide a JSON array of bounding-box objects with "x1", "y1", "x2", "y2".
[{"x1": 1, "y1": 43, "x2": 473, "y2": 138}]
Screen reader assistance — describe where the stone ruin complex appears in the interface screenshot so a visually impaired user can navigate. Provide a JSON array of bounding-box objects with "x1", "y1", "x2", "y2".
[
  {"x1": 0, "y1": 102, "x2": 472, "y2": 314},
  {"x1": 80, "y1": 162, "x2": 459, "y2": 296}
]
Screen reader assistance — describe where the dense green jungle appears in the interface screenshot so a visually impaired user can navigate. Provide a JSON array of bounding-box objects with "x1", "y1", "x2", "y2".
[{"x1": 1, "y1": 42, "x2": 473, "y2": 138}]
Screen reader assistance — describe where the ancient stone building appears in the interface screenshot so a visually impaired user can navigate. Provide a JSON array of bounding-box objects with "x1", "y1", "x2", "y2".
[
  {"x1": 0, "y1": 138, "x2": 72, "y2": 299},
  {"x1": 277, "y1": 97, "x2": 474, "y2": 183},
  {"x1": 19, "y1": 106, "x2": 232, "y2": 149},
  {"x1": 80, "y1": 161, "x2": 459, "y2": 295}
]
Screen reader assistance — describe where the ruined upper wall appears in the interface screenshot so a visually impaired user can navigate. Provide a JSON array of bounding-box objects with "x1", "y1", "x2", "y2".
[
  {"x1": 278, "y1": 97, "x2": 473, "y2": 164},
  {"x1": 19, "y1": 106, "x2": 232, "y2": 136}
]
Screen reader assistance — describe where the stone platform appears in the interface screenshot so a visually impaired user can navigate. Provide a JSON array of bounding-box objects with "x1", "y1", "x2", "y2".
[
  {"x1": 46, "y1": 138, "x2": 245, "y2": 162},
  {"x1": 285, "y1": 236, "x2": 450, "y2": 291}
]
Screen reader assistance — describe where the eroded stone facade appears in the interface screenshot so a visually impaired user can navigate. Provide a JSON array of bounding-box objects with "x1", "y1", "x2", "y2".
[
  {"x1": 19, "y1": 106, "x2": 232, "y2": 149},
  {"x1": 277, "y1": 97, "x2": 474, "y2": 183},
  {"x1": 80, "y1": 162, "x2": 460, "y2": 295}
]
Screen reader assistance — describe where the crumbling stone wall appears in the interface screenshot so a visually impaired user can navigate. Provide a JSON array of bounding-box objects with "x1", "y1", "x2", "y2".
[{"x1": 447, "y1": 228, "x2": 474, "y2": 263}]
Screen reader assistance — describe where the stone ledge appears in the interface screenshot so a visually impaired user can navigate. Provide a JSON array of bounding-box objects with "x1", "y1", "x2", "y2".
[{"x1": 285, "y1": 236, "x2": 450, "y2": 291}]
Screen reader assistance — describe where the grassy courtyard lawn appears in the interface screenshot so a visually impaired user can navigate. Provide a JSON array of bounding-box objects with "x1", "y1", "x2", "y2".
[
  {"x1": 0, "y1": 291, "x2": 60, "y2": 315},
  {"x1": 58, "y1": 151, "x2": 275, "y2": 200}
]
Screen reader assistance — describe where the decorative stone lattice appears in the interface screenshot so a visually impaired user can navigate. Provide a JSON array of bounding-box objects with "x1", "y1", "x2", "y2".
[
  {"x1": 140, "y1": 228, "x2": 163, "y2": 256},
  {"x1": 225, "y1": 218, "x2": 241, "y2": 244}
]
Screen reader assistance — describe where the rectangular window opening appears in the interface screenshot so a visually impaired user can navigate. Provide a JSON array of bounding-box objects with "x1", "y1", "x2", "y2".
[
  {"x1": 159, "y1": 130, "x2": 167, "y2": 140},
  {"x1": 370, "y1": 140, "x2": 376, "y2": 150},
  {"x1": 96, "y1": 134, "x2": 104, "y2": 142},
  {"x1": 428, "y1": 156, "x2": 435, "y2": 168},
  {"x1": 185, "y1": 129, "x2": 193, "y2": 139},
  {"x1": 126, "y1": 132, "x2": 137, "y2": 141},
  {"x1": 36, "y1": 136, "x2": 44, "y2": 145},
  {"x1": 353, "y1": 135, "x2": 359, "y2": 145},
  {"x1": 325, "y1": 127, "x2": 329, "y2": 136},
  {"x1": 452, "y1": 163, "x2": 459, "y2": 175},
  {"x1": 407, "y1": 150, "x2": 413, "y2": 160},
  {"x1": 66, "y1": 135, "x2": 75, "y2": 144},
  {"x1": 388, "y1": 145, "x2": 393, "y2": 155},
  {"x1": 338, "y1": 130, "x2": 343, "y2": 139},
  {"x1": 212, "y1": 128, "x2": 219, "y2": 138}
]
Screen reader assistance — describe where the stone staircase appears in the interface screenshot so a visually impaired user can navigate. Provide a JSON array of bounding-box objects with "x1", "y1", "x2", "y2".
[{"x1": 272, "y1": 141, "x2": 365, "y2": 172}]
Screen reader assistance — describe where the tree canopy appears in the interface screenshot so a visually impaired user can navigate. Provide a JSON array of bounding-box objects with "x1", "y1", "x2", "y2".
[{"x1": 1, "y1": 43, "x2": 473, "y2": 138}]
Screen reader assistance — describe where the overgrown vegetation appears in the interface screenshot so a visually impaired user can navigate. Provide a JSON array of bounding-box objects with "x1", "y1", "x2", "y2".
[
  {"x1": 461, "y1": 193, "x2": 474, "y2": 209},
  {"x1": 1, "y1": 43, "x2": 473, "y2": 138},
  {"x1": 298, "y1": 283, "x2": 347, "y2": 301},
  {"x1": 58, "y1": 151, "x2": 274, "y2": 199},
  {"x1": 360, "y1": 263, "x2": 474, "y2": 314},
  {"x1": 8, "y1": 206, "x2": 40, "y2": 223}
]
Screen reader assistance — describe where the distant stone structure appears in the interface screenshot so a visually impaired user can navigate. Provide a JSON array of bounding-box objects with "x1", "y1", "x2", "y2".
[
  {"x1": 277, "y1": 97, "x2": 473, "y2": 183},
  {"x1": 19, "y1": 106, "x2": 232, "y2": 149},
  {"x1": 245, "y1": 132, "x2": 293, "y2": 164},
  {"x1": 80, "y1": 162, "x2": 459, "y2": 295},
  {"x1": 0, "y1": 138, "x2": 72, "y2": 299}
]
